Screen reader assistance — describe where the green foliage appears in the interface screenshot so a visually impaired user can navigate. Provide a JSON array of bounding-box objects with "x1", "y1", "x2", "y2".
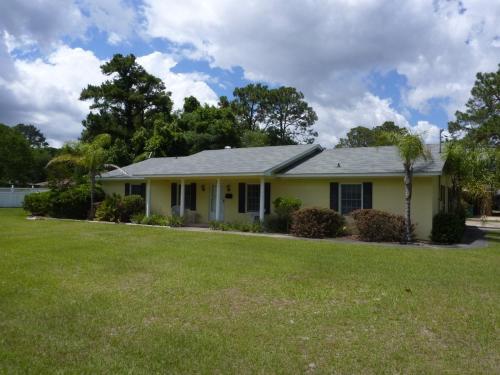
[
  {"x1": 265, "y1": 87, "x2": 318, "y2": 145},
  {"x1": 167, "y1": 215, "x2": 185, "y2": 227},
  {"x1": 336, "y1": 122, "x2": 407, "y2": 148},
  {"x1": 50, "y1": 185, "x2": 104, "y2": 219},
  {"x1": 240, "y1": 130, "x2": 269, "y2": 147},
  {"x1": 13, "y1": 123, "x2": 49, "y2": 148},
  {"x1": 140, "y1": 214, "x2": 168, "y2": 226},
  {"x1": 22, "y1": 192, "x2": 52, "y2": 216},
  {"x1": 431, "y1": 212, "x2": 466, "y2": 244},
  {"x1": 48, "y1": 134, "x2": 113, "y2": 218},
  {"x1": 263, "y1": 214, "x2": 287, "y2": 233},
  {"x1": 183, "y1": 96, "x2": 201, "y2": 113},
  {"x1": 290, "y1": 207, "x2": 345, "y2": 238},
  {"x1": 80, "y1": 54, "x2": 173, "y2": 146},
  {"x1": 95, "y1": 194, "x2": 123, "y2": 222},
  {"x1": 232, "y1": 83, "x2": 269, "y2": 131},
  {"x1": 130, "y1": 213, "x2": 145, "y2": 224},
  {"x1": 121, "y1": 195, "x2": 145, "y2": 222},
  {"x1": 0, "y1": 124, "x2": 33, "y2": 185},
  {"x1": 267, "y1": 196, "x2": 302, "y2": 233},
  {"x1": 448, "y1": 64, "x2": 499, "y2": 146},
  {"x1": 351, "y1": 209, "x2": 413, "y2": 243},
  {"x1": 209, "y1": 221, "x2": 263, "y2": 233},
  {"x1": 444, "y1": 141, "x2": 498, "y2": 214},
  {"x1": 95, "y1": 194, "x2": 144, "y2": 223},
  {"x1": 274, "y1": 197, "x2": 302, "y2": 218}
]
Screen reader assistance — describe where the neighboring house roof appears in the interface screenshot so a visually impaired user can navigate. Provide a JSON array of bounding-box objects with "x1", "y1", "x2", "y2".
[
  {"x1": 100, "y1": 144, "x2": 322, "y2": 179},
  {"x1": 280, "y1": 144, "x2": 445, "y2": 177}
]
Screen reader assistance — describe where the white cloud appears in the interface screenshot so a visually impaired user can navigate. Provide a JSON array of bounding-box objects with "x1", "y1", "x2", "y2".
[
  {"x1": 0, "y1": 44, "x2": 220, "y2": 146},
  {"x1": 0, "y1": 46, "x2": 105, "y2": 146},
  {"x1": 314, "y1": 93, "x2": 410, "y2": 146},
  {"x1": 143, "y1": 0, "x2": 500, "y2": 142},
  {"x1": 79, "y1": 0, "x2": 139, "y2": 44},
  {"x1": 137, "y1": 52, "x2": 219, "y2": 109}
]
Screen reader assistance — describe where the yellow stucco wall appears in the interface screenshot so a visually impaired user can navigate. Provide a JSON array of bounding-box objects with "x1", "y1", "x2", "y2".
[
  {"x1": 271, "y1": 177, "x2": 437, "y2": 239},
  {"x1": 101, "y1": 175, "x2": 441, "y2": 239}
]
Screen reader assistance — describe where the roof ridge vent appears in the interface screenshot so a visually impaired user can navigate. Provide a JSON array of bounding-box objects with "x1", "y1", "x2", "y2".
[
  {"x1": 224, "y1": 146, "x2": 231, "y2": 149},
  {"x1": 337, "y1": 162, "x2": 341, "y2": 168}
]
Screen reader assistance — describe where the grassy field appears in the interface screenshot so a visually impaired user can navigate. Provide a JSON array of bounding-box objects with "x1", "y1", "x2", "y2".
[{"x1": 0, "y1": 208, "x2": 498, "y2": 374}]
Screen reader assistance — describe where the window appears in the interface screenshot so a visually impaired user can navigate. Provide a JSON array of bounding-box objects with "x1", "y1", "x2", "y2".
[
  {"x1": 246, "y1": 184, "x2": 260, "y2": 212},
  {"x1": 125, "y1": 183, "x2": 145, "y2": 199},
  {"x1": 340, "y1": 184, "x2": 362, "y2": 215}
]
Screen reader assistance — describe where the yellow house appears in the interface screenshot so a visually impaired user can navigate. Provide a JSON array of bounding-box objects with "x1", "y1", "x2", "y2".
[{"x1": 99, "y1": 144, "x2": 452, "y2": 239}]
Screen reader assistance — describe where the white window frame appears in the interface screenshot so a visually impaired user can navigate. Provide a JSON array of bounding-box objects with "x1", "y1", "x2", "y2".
[
  {"x1": 339, "y1": 183, "x2": 363, "y2": 215},
  {"x1": 246, "y1": 183, "x2": 260, "y2": 213}
]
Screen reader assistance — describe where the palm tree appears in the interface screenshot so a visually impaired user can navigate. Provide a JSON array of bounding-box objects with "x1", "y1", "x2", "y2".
[
  {"x1": 389, "y1": 132, "x2": 429, "y2": 243},
  {"x1": 47, "y1": 134, "x2": 114, "y2": 219}
]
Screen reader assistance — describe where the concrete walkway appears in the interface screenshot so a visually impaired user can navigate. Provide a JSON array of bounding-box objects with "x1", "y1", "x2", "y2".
[{"x1": 467, "y1": 217, "x2": 500, "y2": 230}]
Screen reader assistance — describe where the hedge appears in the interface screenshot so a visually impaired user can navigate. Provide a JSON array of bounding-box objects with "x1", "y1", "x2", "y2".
[
  {"x1": 431, "y1": 212, "x2": 465, "y2": 244},
  {"x1": 351, "y1": 209, "x2": 413, "y2": 243},
  {"x1": 290, "y1": 207, "x2": 345, "y2": 238}
]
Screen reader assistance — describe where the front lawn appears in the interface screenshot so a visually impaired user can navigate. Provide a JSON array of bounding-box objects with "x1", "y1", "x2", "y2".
[{"x1": 0, "y1": 208, "x2": 498, "y2": 374}]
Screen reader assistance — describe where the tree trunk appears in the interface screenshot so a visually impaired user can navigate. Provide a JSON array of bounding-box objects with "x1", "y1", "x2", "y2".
[
  {"x1": 404, "y1": 165, "x2": 413, "y2": 243},
  {"x1": 89, "y1": 173, "x2": 96, "y2": 219}
]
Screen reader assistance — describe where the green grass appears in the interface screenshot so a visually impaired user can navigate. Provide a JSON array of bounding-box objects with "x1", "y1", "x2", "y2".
[{"x1": 0, "y1": 208, "x2": 499, "y2": 374}]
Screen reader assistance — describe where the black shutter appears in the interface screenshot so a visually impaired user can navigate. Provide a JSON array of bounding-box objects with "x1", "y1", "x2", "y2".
[
  {"x1": 124, "y1": 183, "x2": 130, "y2": 196},
  {"x1": 171, "y1": 183, "x2": 177, "y2": 207},
  {"x1": 140, "y1": 183, "x2": 146, "y2": 199},
  {"x1": 264, "y1": 183, "x2": 271, "y2": 214},
  {"x1": 362, "y1": 182, "x2": 372, "y2": 209},
  {"x1": 190, "y1": 183, "x2": 197, "y2": 211},
  {"x1": 330, "y1": 182, "x2": 339, "y2": 212},
  {"x1": 238, "y1": 183, "x2": 246, "y2": 213}
]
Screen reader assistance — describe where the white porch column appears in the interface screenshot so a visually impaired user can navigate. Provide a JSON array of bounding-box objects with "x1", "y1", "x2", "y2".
[
  {"x1": 259, "y1": 177, "x2": 265, "y2": 222},
  {"x1": 145, "y1": 179, "x2": 151, "y2": 217},
  {"x1": 180, "y1": 179, "x2": 185, "y2": 217},
  {"x1": 215, "y1": 178, "x2": 221, "y2": 221}
]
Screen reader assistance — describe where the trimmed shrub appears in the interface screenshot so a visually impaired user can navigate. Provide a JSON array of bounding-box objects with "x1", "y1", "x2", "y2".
[
  {"x1": 351, "y1": 209, "x2": 413, "y2": 242},
  {"x1": 141, "y1": 214, "x2": 167, "y2": 226},
  {"x1": 209, "y1": 220, "x2": 263, "y2": 233},
  {"x1": 95, "y1": 194, "x2": 144, "y2": 223},
  {"x1": 23, "y1": 191, "x2": 52, "y2": 216},
  {"x1": 290, "y1": 207, "x2": 345, "y2": 238},
  {"x1": 95, "y1": 194, "x2": 122, "y2": 222},
  {"x1": 50, "y1": 185, "x2": 104, "y2": 219},
  {"x1": 272, "y1": 197, "x2": 302, "y2": 233},
  {"x1": 130, "y1": 213, "x2": 144, "y2": 224},
  {"x1": 121, "y1": 195, "x2": 145, "y2": 222},
  {"x1": 264, "y1": 214, "x2": 287, "y2": 233},
  {"x1": 167, "y1": 215, "x2": 185, "y2": 227},
  {"x1": 431, "y1": 212, "x2": 465, "y2": 244}
]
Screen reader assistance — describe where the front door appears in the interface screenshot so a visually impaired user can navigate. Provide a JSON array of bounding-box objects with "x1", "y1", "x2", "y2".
[{"x1": 209, "y1": 184, "x2": 224, "y2": 221}]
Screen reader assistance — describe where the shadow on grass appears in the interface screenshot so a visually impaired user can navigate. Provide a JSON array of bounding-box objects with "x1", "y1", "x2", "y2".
[{"x1": 462, "y1": 226, "x2": 486, "y2": 245}]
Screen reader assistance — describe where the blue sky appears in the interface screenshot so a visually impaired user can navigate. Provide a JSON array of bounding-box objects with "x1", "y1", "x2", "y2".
[{"x1": 0, "y1": 0, "x2": 498, "y2": 146}]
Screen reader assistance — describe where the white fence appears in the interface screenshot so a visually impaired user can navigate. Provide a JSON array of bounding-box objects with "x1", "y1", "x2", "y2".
[{"x1": 0, "y1": 187, "x2": 49, "y2": 208}]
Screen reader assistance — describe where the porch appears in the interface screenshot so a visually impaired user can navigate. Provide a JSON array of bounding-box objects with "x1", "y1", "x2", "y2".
[{"x1": 130, "y1": 177, "x2": 271, "y2": 224}]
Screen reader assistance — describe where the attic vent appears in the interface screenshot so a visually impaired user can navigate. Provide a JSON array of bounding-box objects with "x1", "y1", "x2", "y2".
[
  {"x1": 337, "y1": 162, "x2": 341, "y2": 168},
  {"x1": 224, "y1": 146, "x2": 231, "y2": 149}
]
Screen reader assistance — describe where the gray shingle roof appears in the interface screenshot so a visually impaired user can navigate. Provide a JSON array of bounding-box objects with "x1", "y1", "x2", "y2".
[
  {"x1": 100, "y1": 144, "x2": 321, "y2": 179},
  {"x1": 280, "y1": 144, "x2": 445, "y2": 176}
]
